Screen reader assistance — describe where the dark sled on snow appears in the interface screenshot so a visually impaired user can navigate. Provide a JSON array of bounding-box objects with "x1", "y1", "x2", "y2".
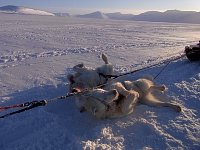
[{"x1": 185, "y1": 41, "x2": 200, "y2": 61}]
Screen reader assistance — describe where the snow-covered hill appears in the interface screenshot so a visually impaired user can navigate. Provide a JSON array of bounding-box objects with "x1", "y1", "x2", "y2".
[
  {"x1": 105, "y1": 12, "x2": 134, "y2": 20},
  {"x1": 76, "y1": 10, "x2": 200, "y2": 24},
  {"x1": 0, "y1": 13, "x2": 199, "y2": 150},
  {"x1": 76, "y1": 11, "x2": 108, "y2": 19},
  {"x1": 0, "y1": 5, "x2": 55, "y2": 16},
  {"x1": 133, "y1": 10, "x2": 200, "y2": 24},
  {"x1": 76, "y1": 11, "x2": 134, "y2": 20}
]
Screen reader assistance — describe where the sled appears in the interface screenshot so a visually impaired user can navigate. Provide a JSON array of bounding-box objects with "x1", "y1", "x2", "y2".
[{"x1": 185, "y1": 41, "x2": 200, "y2": 61}]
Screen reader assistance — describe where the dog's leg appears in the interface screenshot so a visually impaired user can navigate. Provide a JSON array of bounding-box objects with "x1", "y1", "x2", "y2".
[
  {"x1": 110, "y1": 82, "x2": 139, "y2": 114},
  {"x1": 121, "y1": 90, "x2": 139, "y2": 114},
  {"x1": 148, "y1": 85, "x2": 167, "y2": 93},
  {"x1": 141, "y1": 95, "x2": 182, "y2": 112},
  {"x1": 112, "y1": 82, "x2": 132, "y2": 96}
]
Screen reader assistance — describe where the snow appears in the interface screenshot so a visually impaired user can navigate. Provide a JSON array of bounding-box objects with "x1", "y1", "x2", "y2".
[
  {"x1": 0, "y1": 5, "x2": 55, "y2": 16},
  {"x1": 0, "y1": 13, "x2": 200, "y2": 150}
]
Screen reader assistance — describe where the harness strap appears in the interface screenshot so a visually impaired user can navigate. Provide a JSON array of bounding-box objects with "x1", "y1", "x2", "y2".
[
  {"x1": 87, "y1": 94, "x2": 111, "y2": 112},
  {"x1": 0, "y1": 104, "x2": 25, "y2": 111},
  {"x1": 0, "y1": 100, "x2": 47, "y2": 118},
  {"x1": 0, "y1": 101, "x2": 44, "y2": 112},
  {"x1": 0, "y1": 91, "x2": 81, "y2": 119},
  {"x1": 98, "y1": 73, "x2": 109, "y2": 83}
]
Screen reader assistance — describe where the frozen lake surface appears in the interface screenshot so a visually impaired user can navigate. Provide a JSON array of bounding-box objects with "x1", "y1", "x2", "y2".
[{"x1": 0, "y1": 13, "x2": 199, "y2": 150}]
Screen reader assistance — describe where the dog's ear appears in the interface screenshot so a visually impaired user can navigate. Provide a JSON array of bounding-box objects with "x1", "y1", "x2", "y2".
[{"x1": 102, "y1": 53, "x2": 109, "y2": 64}]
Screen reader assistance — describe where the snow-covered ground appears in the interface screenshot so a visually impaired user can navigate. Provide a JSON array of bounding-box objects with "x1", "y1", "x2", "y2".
[{"x1": 0, "y1": 13, "x2": 199, "y2": 150}]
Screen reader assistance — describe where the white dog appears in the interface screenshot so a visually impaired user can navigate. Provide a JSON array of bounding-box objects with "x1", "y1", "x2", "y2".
[
  {"x1": 122, "y1": 76, "x2": 182, "y2": 112},
  {"x1": 73, "y1": 82, "x2": 139, "y2": 119},
  {"x1": 72, "y1": 76, "x2": 181, "y2": 119},
  {"x1": 68, "y1": 53, "x2": 114, "y2": 91}
]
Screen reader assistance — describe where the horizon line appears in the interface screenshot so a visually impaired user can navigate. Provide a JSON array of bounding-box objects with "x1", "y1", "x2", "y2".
[{"x1": 1, "y1": 5, "x2": 200, "y2": 15}]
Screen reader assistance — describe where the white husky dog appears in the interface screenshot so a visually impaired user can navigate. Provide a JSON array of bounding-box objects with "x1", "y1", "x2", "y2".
[
  {"x1": 68, "y1": 53, "x2": 114, "y2": 91},
  {"x1": 73, "y1": 82, "x2": 139, "y2": 119},
  {"x1": 122, "y1": 76, "x2": 182, "y2": 112},
  {"x1": 72, "y1": 76, "x2": 181, "y2": 119}
]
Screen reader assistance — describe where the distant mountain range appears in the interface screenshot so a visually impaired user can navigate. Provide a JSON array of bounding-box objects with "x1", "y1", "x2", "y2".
[
  {"x1": 0, "y1": 5, "x2": 55, "y2": 16},
  {"x1": 133, "y1": 10, "x2": 200, "y2": 24},
  {"x1": 1, "y1": 5, "x2": 200, "y2": 24},
  {"x1": 76, "y1": 11, "x2": 108, "y2": 19},
  {"x1": 105, "y1": 12, "x2": 135, "y2": 20},
  {"x1": 76, "y1": 11, "x2": 134, "y2": 20},
  {"x1": 76, "y1": 10, "x2": 200, "y2": 24}
]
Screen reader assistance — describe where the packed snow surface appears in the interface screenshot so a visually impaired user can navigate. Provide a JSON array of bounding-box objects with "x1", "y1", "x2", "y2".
[{"x1": 0, "y1": 13, "x2": 199, "y2": 150}]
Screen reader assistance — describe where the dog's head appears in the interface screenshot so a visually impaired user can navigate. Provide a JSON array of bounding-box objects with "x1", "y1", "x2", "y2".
[
  {"x1": 68, "y1": 54, "x2": 113, "y2": 91},
  {"x1": 67, "y1": 74, "x2": 84, "y2": 92},
  {"x1": 67, "y1": 71, "x2": 101, "y2": 92}
]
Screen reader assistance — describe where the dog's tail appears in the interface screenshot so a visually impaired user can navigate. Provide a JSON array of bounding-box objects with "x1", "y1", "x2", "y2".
[{"x1": 102, "y1": 53, "x2": 109, "y2": 64}]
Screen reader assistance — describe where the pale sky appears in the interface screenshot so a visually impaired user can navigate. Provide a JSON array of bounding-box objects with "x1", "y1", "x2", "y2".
[{"x1": 0, "y1": 0, "x2": 200, "y2": 14}]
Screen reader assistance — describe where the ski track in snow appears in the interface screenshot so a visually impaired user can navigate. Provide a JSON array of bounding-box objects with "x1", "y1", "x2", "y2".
[{"x1": 0, "y1": 13, "x2": 200, "y2": 150}]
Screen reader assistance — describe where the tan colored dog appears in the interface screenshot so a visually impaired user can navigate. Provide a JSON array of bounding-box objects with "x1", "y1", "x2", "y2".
[
  {"x1": 74, "y1": 82, "x2": 139, "y2": 119},
  {"x1": 122, "y1": 76, "x2": 182, "y2": 112},
  {"x1": 72, "y1": 76, "x2": 181, "y2": 119}
]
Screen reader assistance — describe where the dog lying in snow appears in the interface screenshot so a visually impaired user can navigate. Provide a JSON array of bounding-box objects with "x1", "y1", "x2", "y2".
[
  {"x1": 72, "y1": 76, "x2": 182, "y2": 119},
  {"x1": 72, "y1": 83, "x2": 139, "y2": 119},
  {"x1": 67, "y1": 53, "x2": 114, "y2": 91},
  {"x1": 68, "y1": 54, "x2": 181, "y2": 119},
  {"x1": 122, "y1": 76, "x2": 182, "y2": 113}
]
